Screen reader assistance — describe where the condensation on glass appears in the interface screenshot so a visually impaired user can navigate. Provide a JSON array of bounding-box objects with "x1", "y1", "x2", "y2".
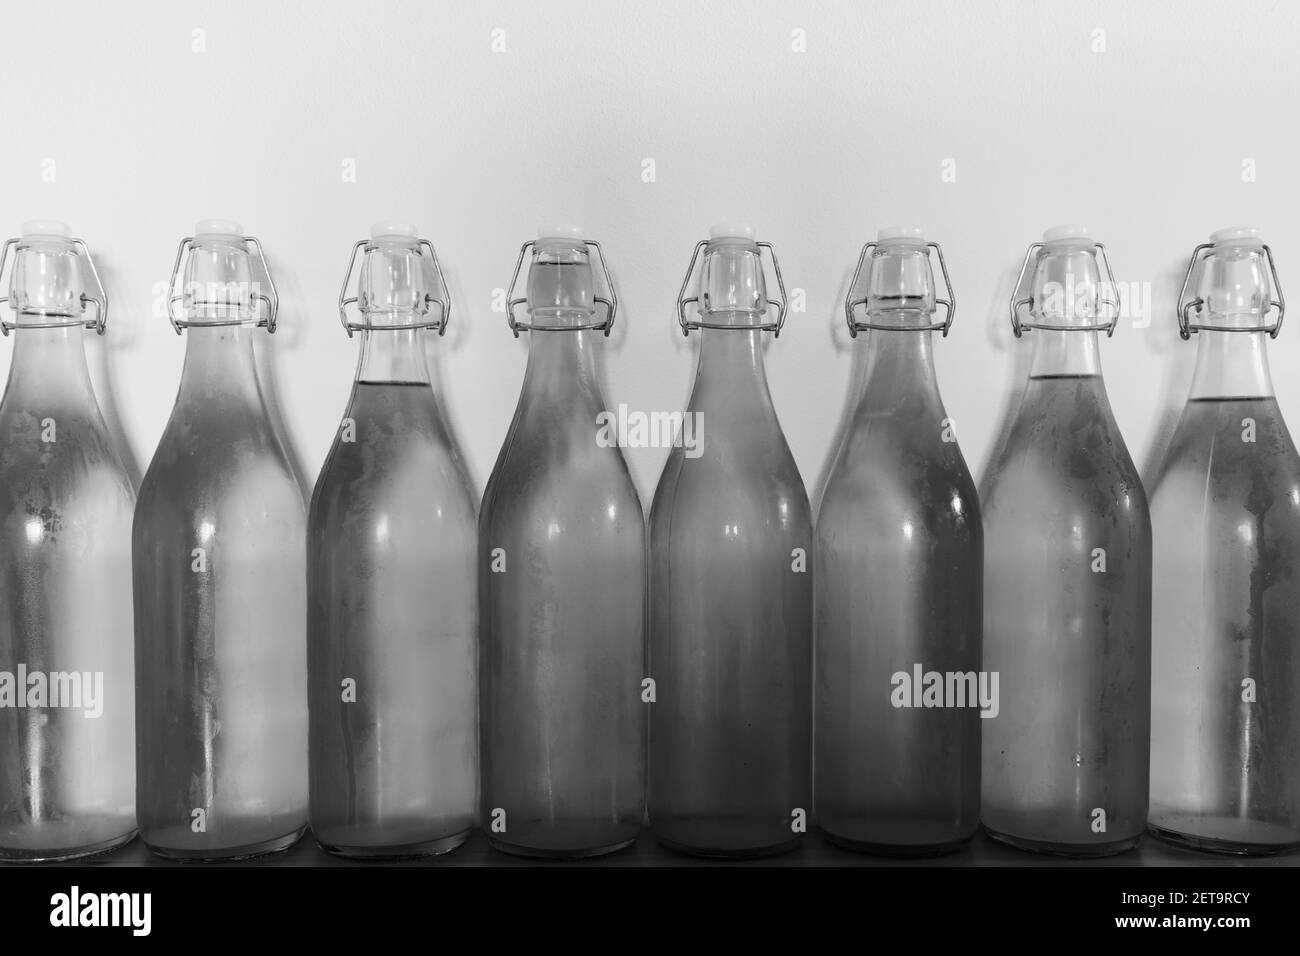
[
  {"x1": 648, "y1": 224, "x2": 811, "y2": 858},
  {"x1": 1150, "y1": 228, "x2": 1300, "y2": 854},
  {"x1": 0, "y1": 222, "x2": 135, "y2": 862},
  {"x1": 308, "y1": 222, "x2": 478, "y2": 858},
  {"x1": 981, "y1": 225, "x2": 1151, "y2": 856},
  {"x1": 814, "y1": 228, "x2": 981, "y2": 855},
  {"x1": 134, "y1": 221, "x2": 308, "y2": 860},
  {"x1": 479, "y1": 226, "x2": 645, "y2": 858}
]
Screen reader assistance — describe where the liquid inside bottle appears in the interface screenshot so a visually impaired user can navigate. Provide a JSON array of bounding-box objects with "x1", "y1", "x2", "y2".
[
  {"x1": 479, "y1": 226, "x2": 645, "y2": 858},
  {"x1": 1150, "y1": 228, "x2": 1300, "y2": 853},
  {"x1": 814, "y1": 228, "x2": 981, "y2": 855},
  {"x1": 308, "y1": 223, "x2": 478, "y2": 857},
  {"x1": 981, "y1": 225, "x2": 1151, "y2": 856},
  {"x1": 648, "y1": 224, "x2": 811, "y2": 858},
  {"x1": 0, "y1": 222, "x2": 136, "y2": 862},
  {"x1": 134, "y1": 221, "x2": 308, "y2": 860}
]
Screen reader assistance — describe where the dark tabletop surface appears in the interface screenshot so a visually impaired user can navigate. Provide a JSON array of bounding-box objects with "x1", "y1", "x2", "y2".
[{"x1": 9, "y1": 828, "x2": 1296, "y2": 868}]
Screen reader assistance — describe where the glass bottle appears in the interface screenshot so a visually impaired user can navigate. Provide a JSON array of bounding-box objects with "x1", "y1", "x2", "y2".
[
  {"x1": 981, "y1": 225, "x2": 1151, "y2": 856},
  {"x1": 480, "y1": 226, "x2": 644, "y2": 858},
  {"x1": 134, "y1": 220, "x2": 307, "y2": 859},
  {"x1": 308, "y1": 222, "x2": 477, "y2": 858},
  {"x1": 0, "y1": 222, "x2": 135, "y2": 862},
  {"x1": 648, "y1": 223, "x2": 811, "y2": 858},
  {"x1": 814, "y1": 227, "x2": 980, "y2": 855},
  {"x1": 1149, "y1": 227, "x2": 1300, "y2": 854}
]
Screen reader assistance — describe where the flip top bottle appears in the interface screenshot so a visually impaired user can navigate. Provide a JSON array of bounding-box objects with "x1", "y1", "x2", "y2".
[
  {"x1": 0, "y1": 222, "x2": 135, "y2": 862},
  {"x1": 814, "y1": 228, "x2": 981, "y2": 855},
  {"x1": 308, "y1": 222, "x2": 478, "y2": 858},
  {"x1": 981, "y1": 225, "x2": 1151, "y2": 856},
  {"x1": 1150, "y1": 227, "x2": 1300, "y2": 854},
  {"x1": 134, "y1": 221, "x2": 308, "y2": 860},
  {"x1": 648, "y1": 224, "x2": 811, "y2": 858},
  {"x1": 480, "y1": 226, "x2": 645, "y2": 858}
]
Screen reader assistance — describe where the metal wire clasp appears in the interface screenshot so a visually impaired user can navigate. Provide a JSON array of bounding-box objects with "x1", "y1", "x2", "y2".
[
  {"x1": 1009, "y1": 240, "x2": 1120, "y2": 338},
  {"x1": 676, "y1": 239, "x2": 788, "y2": 337},
  {"x1": 337, "y1": 236, "x2": 451, "y2": 338},
  {"x1": 166, "y1": 235, "x2": 278, "y2": 335},
  {"x1": 1176, "y1": 242, "x2": 1285, "y2": 340},
  {"x1": 844, "y1": 240, "x2": 955, "y2": 337},
  {"x1": 0, "y1": 236, "x2": 107, "y2": 336},
  {"x1": 505, "y1": 239, "x2": 616, "y2": 338}
]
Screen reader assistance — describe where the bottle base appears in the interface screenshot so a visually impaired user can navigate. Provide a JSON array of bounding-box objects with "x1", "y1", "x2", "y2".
[
  {"x1": 983, "y1": 823, "x2": 1140, "y2": 858},
  {"x1": 1147, "y1": 816, "x2": 1300, "y2": 856},
  {"x1": 652, "y1": 819, "x2": 801, "y2": 860},
  {"x1": 821, "y1": 826, "x2": 975, "y2": 858},
  {"x1": 144, "y1": 825, "x2": 307, "y2": 862},
  {"x1": 317, "y1": 828, "x2": 470, "y2": 860},
  {"x1": 0, "y1": 828, "x2": 138, "y2": 864},
  {"x1": 487, "y1": 833, "x2": 638, "y2": 860}
]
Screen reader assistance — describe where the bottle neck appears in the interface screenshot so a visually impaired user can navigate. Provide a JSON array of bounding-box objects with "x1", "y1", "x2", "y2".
[
  {"x1": 356, "y1": 324, "x2": 432, "y2": 385},
  {"x1": 176, "y1": 324, "x2": 265, "y2": 408},
  {"x1": 519, "y1": 326, "x2": 602, "y2": 405},
  {"x1": 2, "y1": 325, "x2": 97, "y2": 407},
  {"x1": 687, "y1": 238, "x2": 774, "y2": 406},
  {"x1": 853, "y1": 325, "x2": 939, "y2": 402},
  {"x1": 1188, "y1": 330, "x2": 1274, "y2": 399},
  {"x1": 1028, "y1": 329, "x2": 1103, "y2": 378},
  {"x1": 691, "y1": 322, "x2": 771, "y2": 409}
]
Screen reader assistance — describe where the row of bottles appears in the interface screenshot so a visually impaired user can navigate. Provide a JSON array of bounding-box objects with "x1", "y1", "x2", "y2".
[{"x1": 0, "y1": 219, "x2": 1296, "y2": 863}]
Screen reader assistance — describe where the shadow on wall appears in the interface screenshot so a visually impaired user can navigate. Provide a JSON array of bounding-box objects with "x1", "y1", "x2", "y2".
[
  {"x1": 253, "y1": 250, "x2": 313, "y2": 504},
  {"x1": 615, "y1": 245, "x2": 717, "y2": 499},
  {"x1": 592, "y1": 248, "x2": 630, "y2": 409},
  {"x1": 421, "y1": 263, "x2": 480, "y2": 504},
  {"x1": 85, "y1": 255, "x2": 145, "y2": 492},
  {"x1": 809, "y1": 265, "x2": 859, "y2": 514},
  {"x1": 1137, "y1": 262, "x2": 1199, "y2": 489},
  {"x1": 974, "y1": 262, "x2": 1035, "y2": 497}
]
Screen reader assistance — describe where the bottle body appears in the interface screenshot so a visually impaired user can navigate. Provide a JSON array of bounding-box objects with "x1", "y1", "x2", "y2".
[
  {"x1": 0, "y1": 326, "x2": 136, "y2": 861},
  {"x1": 480, "y1": 329, "x2": 645, "y2": 858},
  {"x1": 1150, "y1": 332, "x2": 1300, "y2": 852},
  {"x1": 134, "y1": 325, "x2": 308, "y2": 859},
  {"x1": 814, "y1": 330, "x2": 981, "y2": 854},
  {"x1": 308, "y1": 332, "x2": 478, "y2": 857},
  {"x1": 648, "y1": 327, "x2": 811, "y2": 858},
  {"x1": 981, "y1": 365, "x2": 1151, "y2": 854}
]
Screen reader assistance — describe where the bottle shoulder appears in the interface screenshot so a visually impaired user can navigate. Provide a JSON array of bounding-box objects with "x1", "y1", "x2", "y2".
[
  {"x1": 987, "y1": 374, "x2": 1142, "y2": 486},
  {"x1": 1153, "y1": 399, "x2": 1300, "y2": 517},
  {"x1": 818, "y1": 446, "x2": 979, "y2": 534},
  {"x1": 0, "y1": 406, "x2": 133, "y2": 511},
  {"x1": 484, "y1": 388, "x2": 640, "y2": 487},
  {"x1": 824, "y1": 398, "x2": 976, "y2": 494},
  {"x1": 138, "y1": 429, "x2": 303, "y2": 526},
  {"x1": 143, "y1": 388, "x2": 294, "y2": 470},
  {"x1": 310, "y1": 436, "x2": 477, "y2": 530},
  {"x1": 482, "y1": 449, "x2": 643, "y2": 535},
  {"x1": 649, "y1": 441, "x2": 811, "y2": 535},
  {"x1": 983, "y1": 439, "x2": 1147, "y2": 513},
  {"x1": 982, "y1": 440, "x2": 1147, "y2": 541},
  {"x1": 1163, "y1": 397, "x2": 1299, "y2": 465}
]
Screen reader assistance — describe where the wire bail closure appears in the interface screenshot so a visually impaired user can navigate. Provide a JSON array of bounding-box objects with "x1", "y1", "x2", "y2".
[
  {"x1": 844, "y1": 240, "x2": 955, "y2": 337},
  {"x1": 1176, "y1": 241, "x2": 1285, "y2": 341},
  {"x1": 337, "y1": 236, "x2": 451, "y2": 338},
  {"x1": 505, "y1": 239, "x2": 616, "y2": 338},
  {"x1": 676, "y1": 238, "x2": 788, "y2": 337},
  {"x1": 0, "y1": 236, "x2": 108, "y2": 336},
  {"x1": 1009, "y1": 240, "x2": 1120, "y2": 338},
  {"x1": 166, "y1": 235, "x2": 278, "y2": 335}
]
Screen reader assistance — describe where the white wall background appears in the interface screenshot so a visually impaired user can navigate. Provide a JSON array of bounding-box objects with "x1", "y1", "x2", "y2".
[{"x1": 0, "y1": 0, "x2": 1297, "y2": 504}]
